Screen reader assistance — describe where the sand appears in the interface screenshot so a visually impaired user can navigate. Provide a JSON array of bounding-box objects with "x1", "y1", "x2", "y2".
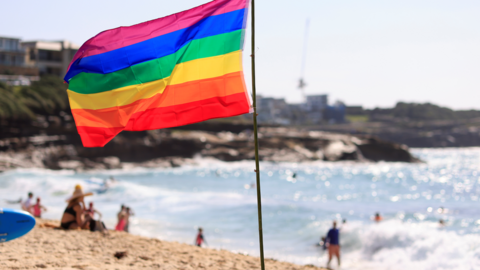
[{"x1": 0, "y1": 219, "x2": 327, "y2": 270}]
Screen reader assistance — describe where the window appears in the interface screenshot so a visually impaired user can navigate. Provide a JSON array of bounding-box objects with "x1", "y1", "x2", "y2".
[{"x1": 30, "y1": 49, "x2": 36, "y2": 60}]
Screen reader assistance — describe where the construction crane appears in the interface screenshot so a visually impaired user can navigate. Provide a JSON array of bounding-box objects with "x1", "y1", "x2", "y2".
[{"x1": 298, "y1": 19, "x2": 310, "y2": 101}]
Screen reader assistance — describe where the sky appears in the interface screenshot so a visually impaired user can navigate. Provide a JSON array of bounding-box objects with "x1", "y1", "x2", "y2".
[{"x1": 1, "y1": 0, "x2": 479, "y2": 109}]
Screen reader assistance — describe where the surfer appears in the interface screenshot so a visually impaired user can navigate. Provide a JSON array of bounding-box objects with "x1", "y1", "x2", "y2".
[
  {"x1": 21, "y1": 192, "x2": 34, "y2": 213},
  {"x1": 60, "y1": 185, "x2": 93, "y2": 230},
  {"x1": 326, "y1": 221, "x2": 341, "y2": 268},
  {"x1": 30, "y1": 197, "x2": 47, "y2": 218},
  {"x1": 195, "y1": 227, "x2": 207, "y2": 247}
]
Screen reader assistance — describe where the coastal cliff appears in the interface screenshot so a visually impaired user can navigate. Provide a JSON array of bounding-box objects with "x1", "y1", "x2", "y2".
[{"x1": 0, "y1": 121, "x2": 419, "y2": 172}]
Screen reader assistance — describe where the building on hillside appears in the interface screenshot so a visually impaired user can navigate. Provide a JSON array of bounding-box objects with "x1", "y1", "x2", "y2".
[
  {"x1": 257, "y1": 96, "x2": 292, "y2": 125},
  {"x1": 0, "y1": 36, "x2": 39, "y2": 85},
  {"x1": 325, "y1": 101, "x2": 346, "y2": 123},
  {"x1": 21, "y1": 40, "x2": 79, "y2": 77},
  {"x1": 304, "y1": 94, "x2": 328, "y2": 124},
  {"x1": 305, "y1": 94, "x2": 328, "y2": 112}
]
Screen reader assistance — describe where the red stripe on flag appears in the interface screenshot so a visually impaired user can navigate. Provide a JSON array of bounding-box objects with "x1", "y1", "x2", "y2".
[{"x1": 76, "y1": 92, "x2": 250, "y2": 147}]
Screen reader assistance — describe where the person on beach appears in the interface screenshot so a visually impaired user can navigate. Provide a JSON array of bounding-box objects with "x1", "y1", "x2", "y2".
[
  {"x1": 374, "y1": 212, "x2": 383, "y2": 222},
  {"x1": 195, "y1": 227, "x2": 207, "y2": 247},
  {"x1": 30, "y1": 197, "x2": 47, "y2": 218},
  {"x1": 318, "y1": 236, "x2": 327, "y2": 250},
  {"x1": 21, "y1": 192, "x2": 34, "y2": 213},
  {"x1": 60, "y1": 185, "x2": 93, "y2": 230},
  {"x1": 85, "y1": 202, "x2": 102, "y2": 220},
  {"x1": 123, "y1": 207, "x2": 134, "y2": 233},
  {"x1": 115, "y1": 205, "x2": 127, "y2": 231},
  {"x1": 84, "y1": 201, "x2": 108, "y2": 233},
  {"x1": 326, "y1": 221, "x2": 341, "y2": 268}
]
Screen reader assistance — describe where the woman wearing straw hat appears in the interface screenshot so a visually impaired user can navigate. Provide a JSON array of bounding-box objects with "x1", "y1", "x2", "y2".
[{"x1": 60, "y1": 185, "x2": 93, "y2": 230}]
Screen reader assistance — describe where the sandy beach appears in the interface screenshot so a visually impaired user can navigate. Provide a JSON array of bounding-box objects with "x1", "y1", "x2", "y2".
[{"x1": 0, "y1": 219, "x2": 326, "y2": 270}]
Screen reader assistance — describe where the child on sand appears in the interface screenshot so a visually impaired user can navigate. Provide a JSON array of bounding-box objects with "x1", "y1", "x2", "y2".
[
  {"x1": 30, "y1": 197, "x2": 47, "y2": 218},
  {"x1": 85, "y1": 202, "x2": 102, "y2": 220},
  {"x1": 195, "y1": 227, "x2": 207, "y2": 247}
]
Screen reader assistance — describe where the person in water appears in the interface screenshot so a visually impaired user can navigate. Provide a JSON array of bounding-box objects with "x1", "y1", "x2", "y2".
[
  {"x1": 195, "y1": 227, "x2": 207, "y2": 247},
  {"x1": 22, "y1": 192, "x2": 34, "y2": 213},
  {"x1": 326, "y1": 221, "x2": 341, "y2": 268},
  {"x1": 123, "y1": 207, "x2": 134, "y2": 233},
  {"x1": 374, "y1": 212, "x2": 383, "y2": 222},
  {"x1": 30, "y1": 197, "x2": 47, "y2": 218},
  {"x1": 60, "y1": 185, "x2": 93, "y2": 230}
]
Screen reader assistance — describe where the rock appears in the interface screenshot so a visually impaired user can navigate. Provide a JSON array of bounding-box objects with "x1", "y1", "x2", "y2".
[
  {"x1": 323, "y1": 141, "x2": 357, "y2": 161},
  {"x1": 101, "y1": 156, "x2": 121, "y2": 169},
  {"x1": 0, "y1": 126, "x2": 420, "y2": 170},
  {"x1": 58, "y1": 160, "x2": 83, "y2": 170}
]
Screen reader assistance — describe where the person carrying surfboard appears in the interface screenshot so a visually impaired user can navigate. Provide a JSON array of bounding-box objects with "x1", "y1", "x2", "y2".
[
  {"x1": 60, "y1": 185, "x2": 93, "y2": 230},
  {"x1": 30, "y1": 197, "x2": 47, "y2": 218}
]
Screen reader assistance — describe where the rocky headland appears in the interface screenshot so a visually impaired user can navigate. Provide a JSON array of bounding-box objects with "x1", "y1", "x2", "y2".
[{"x1": 0, "y1": 120, "x2": 419, "y2": 172}]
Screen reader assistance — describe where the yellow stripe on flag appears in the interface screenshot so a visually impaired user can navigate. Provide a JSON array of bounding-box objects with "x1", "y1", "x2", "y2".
[{"x1": 68, "y1": 51, "x2": 242, "y2": 110}]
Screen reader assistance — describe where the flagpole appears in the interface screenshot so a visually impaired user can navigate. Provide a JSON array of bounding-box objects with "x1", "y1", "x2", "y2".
[{"x1": 250, "y1": 0, "x2": 266, "y2": 270}]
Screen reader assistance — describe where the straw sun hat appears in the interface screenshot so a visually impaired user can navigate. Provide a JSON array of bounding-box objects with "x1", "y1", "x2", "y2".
[{"x1": 66, "y1": 184, "x2": 93, "y2": 202}]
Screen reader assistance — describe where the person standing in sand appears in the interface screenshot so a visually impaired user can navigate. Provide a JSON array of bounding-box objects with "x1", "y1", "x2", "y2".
[
  {"x1": 60, "y1": 185, "x2": 93, "y2": 230},
  {"x1": 21, "y1": 192, "x2": 34, "y2": 213},
  {"x1": 326, "y1": 221, "x2": 340, "y2": 268},
  {"x1": 195, "y1": 227, "x2": 208, "y2": 247},
  {"x1": 116, "y1": 205, "x2": 127, "y2": 231},
  {"x1": 30, "y1": 197, "x2": 47, "y2": 218},
  {"x1": 123, "y1": 207, "x2": 134, "y2": 233}
]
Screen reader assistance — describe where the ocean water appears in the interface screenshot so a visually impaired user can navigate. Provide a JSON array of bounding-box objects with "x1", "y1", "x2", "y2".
[{"x1": 1, "y1": 148, "x2": 480, "y2": 269}]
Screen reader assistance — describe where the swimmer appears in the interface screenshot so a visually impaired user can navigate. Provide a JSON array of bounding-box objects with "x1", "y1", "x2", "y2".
[
  {"x1": 439, "y1": 219, "x2": 445, "y2": 227},
  {"x1": 374, "y1": 212, "x2": 383, "y2": 222}
]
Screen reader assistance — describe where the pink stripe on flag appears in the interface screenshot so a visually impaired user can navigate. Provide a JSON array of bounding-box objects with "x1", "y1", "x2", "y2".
[{"x1": 68, "y1": 0, "x2": 247, "y2": 72}]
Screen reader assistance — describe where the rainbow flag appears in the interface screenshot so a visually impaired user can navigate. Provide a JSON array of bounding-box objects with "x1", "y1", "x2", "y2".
[{"x1": 65, "y1": 0, "x2": 252, "y2": 147}]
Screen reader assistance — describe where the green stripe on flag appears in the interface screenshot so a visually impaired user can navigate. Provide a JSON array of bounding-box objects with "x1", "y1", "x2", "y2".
[{"x1": 68, "y1": 29, "x2": 244, "y2": 94}]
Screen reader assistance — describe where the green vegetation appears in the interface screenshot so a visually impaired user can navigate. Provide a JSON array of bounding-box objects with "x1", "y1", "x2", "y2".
[
  {"x1": 370, "y1": 102, "x2": 480, "y2": 121},
  {"x1": 346, "y1": 115, "x2": 368, "y2": 123},
  {"x1": 0, "y1": 76, "x2": 68, "y2": 120}
]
